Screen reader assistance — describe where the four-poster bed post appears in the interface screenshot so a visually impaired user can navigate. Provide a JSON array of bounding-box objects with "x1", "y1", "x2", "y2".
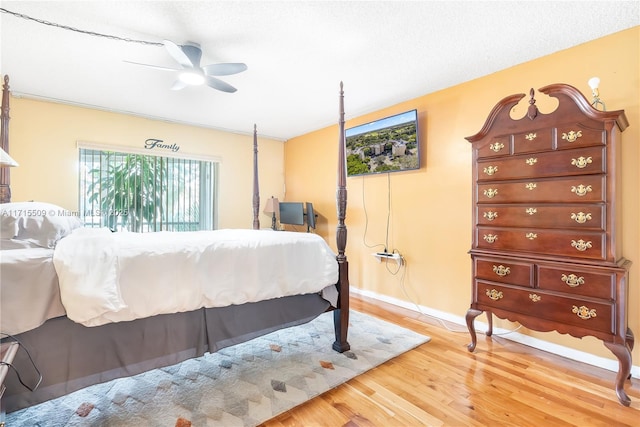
[
  {"x1": 333, "y1": 81, "x2": 350, "y2": 352},
  {"x1": 252, "y1": 123, "x2": 260, "y2": 230},
  {"x1": 1, "y1": 75, "x2": 12, "y2": 203}
]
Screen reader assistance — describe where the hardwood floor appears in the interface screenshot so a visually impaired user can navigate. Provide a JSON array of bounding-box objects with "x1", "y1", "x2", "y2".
[{"x1": 262, "y1": 294, "x2": 639, "y2": 426}]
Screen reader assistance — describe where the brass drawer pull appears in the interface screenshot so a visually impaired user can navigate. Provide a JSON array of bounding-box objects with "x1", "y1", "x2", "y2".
[
  {"x1": 486, "y1": 289, "x2": 503, "y2": 301},
  {"x1": 526, "y1": 158, "x2": 537, "y2": 166},
  {"x1": 571, "y1": 184, "x2": 592, "y2": 196},
  {"x1": 561, "y1": 274, "x2": 585, "y2": 287},
  {"x1": 484, "y1": 165, "x2": 498, "y2": 176},
  {"x1": 562, "y1": 130, "x2": 583, "y2": 143},
  {"x1": 525, "y1": 183, "x2": 537, "y2": 190},
  {"x1": 489, "y1": 142, "x2": 504, "y2": 152},
  {"x1": 572, "y1": 305, "x2": 597, "y2": 320},
  {"x1": 571, "y1": 156, "x2": 593, "y2": 169},
  {"x1": 525, "y1": 208, "x2": 537, "y2": 215},
  {"x1": 484, "y1": 188, "x2": 498, "y2": 198},
  {"x1": 492, "y1": 265, "x2": 510, "y2": 277},
  {"x1": 529, "y1": 294, "x2": 541, "y2": 302},
  {"x1": 571, "y1": 239, "x2": 593, "y2": 251},
  {"x1": 525, "y1": 232, "x2": 537, "y2": 240},
  {"x1": 570, "y1": 212, "x2": 592, "y2": 224},
  {"x1": 483, "y1": 234, "x2": 498, "y2": 243},
  {"x1": 525, "y1": 133, "x2": 536, "y2": 141},
  {"x1": 484, "y1": 211, "x2": 498, "y2": 221}
]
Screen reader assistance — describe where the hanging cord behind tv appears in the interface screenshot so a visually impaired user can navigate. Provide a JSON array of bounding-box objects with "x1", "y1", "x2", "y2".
[
  {"x1": 384, "y1": 172, "x2": 391, "y2": 252},
  {"x1": 361, "y1": 174, "x2": 389, "y2": 253}
]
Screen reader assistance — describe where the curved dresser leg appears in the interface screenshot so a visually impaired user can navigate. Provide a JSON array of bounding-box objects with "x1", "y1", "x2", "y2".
[
  {"x1": 626, "y1": 328, "x2": 635, "y2": 380},
  {"x1": 485, "y1": 311, "x2": 493, "y2": 337},
  {"x1": 603, "y1": 341, "x2": 632, "y2": 407},
  {"x1": 466, "y1": 308, "x2": 483, "y2": 352}
]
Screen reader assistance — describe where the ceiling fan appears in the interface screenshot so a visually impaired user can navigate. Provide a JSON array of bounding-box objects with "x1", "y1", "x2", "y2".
[{"x1": 125, "y1": 40, "x2": 247, "y2": 93}]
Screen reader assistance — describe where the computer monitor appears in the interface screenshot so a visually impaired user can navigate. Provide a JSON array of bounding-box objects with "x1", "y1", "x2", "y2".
[
  {"x1": 279, "y1": 202, "x2": 304, "y2": 226},
  {"x1": 305, "y1": 202, "x2": 316, "y2": 232}
]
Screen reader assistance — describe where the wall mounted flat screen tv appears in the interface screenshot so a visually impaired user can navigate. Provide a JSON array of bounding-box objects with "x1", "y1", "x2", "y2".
[{"x1": 345, "y1": 109, "x2": 419, "y2": 177}]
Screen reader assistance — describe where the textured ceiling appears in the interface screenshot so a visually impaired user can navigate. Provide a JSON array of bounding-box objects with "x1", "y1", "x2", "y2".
[{"x1": 1, "y1": 1, "x2": 638, "y2": 140}]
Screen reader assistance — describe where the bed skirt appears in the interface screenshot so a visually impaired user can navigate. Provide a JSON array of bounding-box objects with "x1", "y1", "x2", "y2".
[{"x1": 2, "y1": 293, "x2": 331, "y2": 413}]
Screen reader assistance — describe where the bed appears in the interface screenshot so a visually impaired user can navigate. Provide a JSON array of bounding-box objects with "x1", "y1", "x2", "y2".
[{"x1": 0, "y1": 74, "x2": 351, "y2": 413}]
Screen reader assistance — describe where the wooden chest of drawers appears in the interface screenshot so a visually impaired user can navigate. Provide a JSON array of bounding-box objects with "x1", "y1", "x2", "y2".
[{"x1": 465, "y1": 84, "x2": 634, "y2": 406}]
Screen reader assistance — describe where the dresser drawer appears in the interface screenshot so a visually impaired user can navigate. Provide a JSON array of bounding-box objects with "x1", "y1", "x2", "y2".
[
  {"x1": 556, "y1": 125, "x2": 605, "y2": 150},
  {"x1": 477, "y1": 204, "x2": 604, "y2": 230},
  {"x1": 477, "y1": 146, "x2": 605, "y2": 182},
  {"x1": 477, "y1": 175, "x2": 604, "y2": 203},
  {"x1": 476, "y1": 134, "x2": 512, "y2": 159},
  {"x1": 476, "y1": 281, "x2": 534, "y2": 315},
  {"x1": 476, "y1": 227, "x2": 606, "y2": 260},
  {"x1": 513, "y1": 129, "x2": 553, "y2": 154},
  {"x1": 475, "y1": 258, "x2": 533, "y2": 287},
  {"x1": 475, "y1": 281, "x2": 614, "y2": 334},
  {"x1": 537, "y1": 265, "x2": 615, "y2": 299}
]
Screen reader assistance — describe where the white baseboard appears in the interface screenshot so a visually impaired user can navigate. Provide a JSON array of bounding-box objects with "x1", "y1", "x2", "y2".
[{"x1": 351, "y1": 287, "x2": 639, "y2": 379}]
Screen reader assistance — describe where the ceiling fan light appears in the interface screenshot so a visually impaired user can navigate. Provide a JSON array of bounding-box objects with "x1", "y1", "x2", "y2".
[{"x1": 178, "y1": 70, "x2": 205, "y2": 86}]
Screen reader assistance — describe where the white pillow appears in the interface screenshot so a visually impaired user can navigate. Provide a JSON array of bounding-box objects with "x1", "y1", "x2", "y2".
[
  {"x1": 0, "y1": 209, "x2": 19, "y2": 239},
  {"x1": 0, "y1": 201, "x2": 83, "y2": 248}
]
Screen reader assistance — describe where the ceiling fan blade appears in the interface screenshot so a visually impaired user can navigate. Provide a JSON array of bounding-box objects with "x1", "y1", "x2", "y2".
[
  {"x1": 181, "y1": 44, "x2": 202, "y2": 68},
  {"x1": 202, "y1": 63, "x2": 248, "y2": 76},
  {"x1": 170, "y1": 79, "x2": 188, "y2": 91},
  {"x1": 205, "y1": 75, "x2": 237, "y2": 93},
  {"x1": 163, "y1": 39, "x2": 195, "y2": 68},
  {"x1": 123, "y1": 60, "x2": 180, "y2": 72}
]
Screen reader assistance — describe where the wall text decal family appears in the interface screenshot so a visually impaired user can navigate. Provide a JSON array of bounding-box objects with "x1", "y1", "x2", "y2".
[{"x1": 144, "y1": 138, "x2": 180, "y2": 152}]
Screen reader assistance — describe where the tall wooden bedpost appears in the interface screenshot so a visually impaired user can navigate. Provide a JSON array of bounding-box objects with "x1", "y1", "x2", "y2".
[
  {"x1": 252, "y1": 124, "x2": 260, "y2": 230},
  {"x1": 333, "y1": 81, "x2": 351, "y2": 352},
  {"x1": 1, "y1": 75, "x2": 11, "y2": 203}
]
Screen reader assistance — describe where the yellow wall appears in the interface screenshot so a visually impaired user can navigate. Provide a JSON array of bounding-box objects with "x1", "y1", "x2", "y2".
[
  {"x1": 7, "y1": 99, "x2": 285, "y2": 229},
  {"x1": 286, "y1": 27, "x2": 639, "y2": 365}
]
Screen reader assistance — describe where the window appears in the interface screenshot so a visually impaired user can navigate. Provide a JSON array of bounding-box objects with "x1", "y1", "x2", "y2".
[{"x1": 79, "y1": 147, "x2": 217, "y2": 232}]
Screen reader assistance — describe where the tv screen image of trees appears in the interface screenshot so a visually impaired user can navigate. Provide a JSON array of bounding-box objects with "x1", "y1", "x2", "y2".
[{"x1": 345, "y1": 109, "x2": 419, "y2": 177}]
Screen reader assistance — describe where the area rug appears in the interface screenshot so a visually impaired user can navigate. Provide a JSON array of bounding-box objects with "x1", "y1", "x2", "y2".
[{"x1": 6, "y1": 310, "x2": 430, "y2": 426}]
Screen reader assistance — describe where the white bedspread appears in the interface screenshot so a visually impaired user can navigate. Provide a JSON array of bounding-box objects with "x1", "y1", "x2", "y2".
[
  {"x1": 0, "y1": 246, "x2": 66, "y2": 335},
  {"x1": 52, "y1": 228, "x2": 339, "y2": 327}
]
